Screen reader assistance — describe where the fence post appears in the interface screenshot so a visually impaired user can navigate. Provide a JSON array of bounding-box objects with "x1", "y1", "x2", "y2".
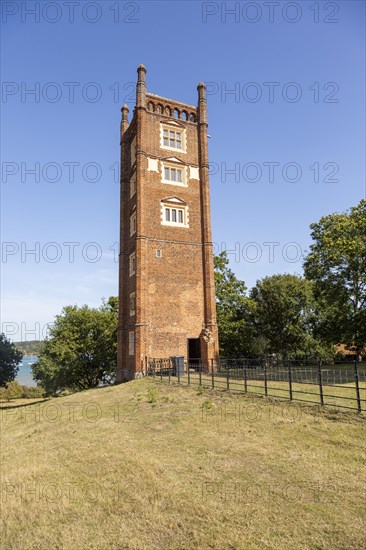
[
  {"x1": 177, "y1": 358, "x2": 181, "y2": 385},
  {"x1": 243, "y1": 365, "x2": 247, "y2": 392},
  {"x1": 211, "y1": 363, "x2": 215, "y2": 389},
  {"x1": 199, "y1": 364, "x2": 202, "y2": 387},
  {"x1": 153, "y1": 359, "x2": 156, "y2": 379},
  {"x1": 288, "y1": 362, "x2": 293, "y2": 401},
  {"x1": 160, "y1": 359, "x2": 163, "y2": 383},
  {"x1": 354, "y1": 361, "x2": 362, "y2": 413},
  {"x1": 264, "y1": 363, "x2": 268, "y2": 397},
  {"x1": 317, "y1": 361, "x2": 324, "y2": 406},
  {"x1": 226, "y1": 368, "x2": 230, "y2": 390},
  {"x1": 168, "y1": 359, "x2": 171, "y2": 385},
  {"x1": 187, "y1": 363, "x2": 190, "y2": 386}
]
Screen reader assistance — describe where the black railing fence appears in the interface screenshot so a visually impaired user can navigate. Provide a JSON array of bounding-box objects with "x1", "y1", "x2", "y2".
[{"x1": 145, "y1": 358, "x2": 366, "y2": 413}]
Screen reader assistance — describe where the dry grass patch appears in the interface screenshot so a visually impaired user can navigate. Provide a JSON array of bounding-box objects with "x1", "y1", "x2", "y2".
[{"x1": 1, "y1": 379, "x2": 365, "y2": 549}]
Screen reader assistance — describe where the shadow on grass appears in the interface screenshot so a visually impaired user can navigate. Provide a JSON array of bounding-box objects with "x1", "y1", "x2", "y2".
[{"x1": 0, "y1": 398, "x2": 51, "y2": 410}]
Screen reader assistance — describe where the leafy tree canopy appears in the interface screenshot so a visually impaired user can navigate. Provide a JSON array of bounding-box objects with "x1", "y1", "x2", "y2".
[
  {"x1": 304, "y1": 199, "x2": 366, "y2": 358},
  {"x1": 250, "y1": 274, "x2": 327, "y2": 359},
  {"x1": 0, "y1": 333, "x2": 22, "y2": 387},
  {"x1": 32, "y1": 299, "x2": 117, "y2": 394},
  {"x1": 214, "y1": 253, "x2": 266, "y2": 357},
  {"x1": 3, "y1": 380, "x2": 23, "y2": 401}
]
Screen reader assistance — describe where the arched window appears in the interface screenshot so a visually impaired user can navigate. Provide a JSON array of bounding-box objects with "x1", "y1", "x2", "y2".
[
  {"x1": 174, "y1": 108, "x2": 180, "y2": 119},
  {"x1": 148, "y1": 102, "x2": 155, "y2": 112},
  {"x1": 181, "y1": 111, "x2": 188, "y2": 121},
  {"x1": 189, "y1": 113, "x2": 196, "y2": 122},
  {"x1": 156, "y1": 104, "x2": 163, "y2": 114},
  {"x1": 165, "y1": 106, "x2": 171, "y2": 116}
]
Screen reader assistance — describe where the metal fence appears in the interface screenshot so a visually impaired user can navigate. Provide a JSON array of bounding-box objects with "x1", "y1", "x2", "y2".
[{"x1": 146, "y1": 358, "x2": 366, "y2": 413}]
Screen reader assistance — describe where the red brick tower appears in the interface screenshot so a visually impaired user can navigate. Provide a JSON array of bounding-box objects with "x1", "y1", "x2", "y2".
[{"x1": 117, "y1": 65, "x2": 218, "y2": 381}]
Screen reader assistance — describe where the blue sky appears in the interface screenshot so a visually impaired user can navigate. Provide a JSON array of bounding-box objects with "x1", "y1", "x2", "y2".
[{"x1": 1, "y1": 0, "x2": 365, "y2": 341}]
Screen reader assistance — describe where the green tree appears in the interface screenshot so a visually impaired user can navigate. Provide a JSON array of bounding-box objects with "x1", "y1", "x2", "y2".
[
  {"x1": 21, "y1": 385, "x2": 45, "y2": 399},
  {"x1": 32, "y1": 298, "x2": 118, "y2": 394},
  {"x1": 304, "y1": 200, "x2": 366, "y2": 359},
  {"x1": 0, "y1": 333, "x2": 22, "y2": 387},
  {"x1": 214, "y1": 253, "x2": 264, "y2": 357},
  {"x1": 5, "y1": 380, "x2": 23, "y2": 401},
  {"x1": 251, "y1": 274, "x2": 322, "y2": 359}
]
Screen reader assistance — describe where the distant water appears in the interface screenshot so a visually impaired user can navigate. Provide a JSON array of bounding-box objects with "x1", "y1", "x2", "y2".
[{"x1": 16, "y1": 355, "x2": 38, "y2": 387}]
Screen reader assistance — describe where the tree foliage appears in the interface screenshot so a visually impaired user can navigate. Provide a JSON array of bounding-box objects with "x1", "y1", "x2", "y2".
[
  {"x1": 214, "y1": 253, "x2": 266, "y2": 357},
  {"x1": 3, "y1": 380, "x2": 23, "y2": 401},
  {"x1": 304, "y1": 200, "x2": 366, "y2": 358},
  {"x1": 250, "y1": 274, "x2": 331, "y2": 360},
  {"x1": 0, "y1": 333, "x2": 22, "y2": 387},
  {"x1": 21, "y1": 385, "x2": 45, "y2": 399},
  {"x1": 32, "y1": 298, "x2": 118, "y2": 394}
]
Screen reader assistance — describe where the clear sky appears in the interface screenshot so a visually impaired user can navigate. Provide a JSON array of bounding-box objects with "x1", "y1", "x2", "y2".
[{"x1": 1, "y1": 0, "x2": 365, "y2": 341}]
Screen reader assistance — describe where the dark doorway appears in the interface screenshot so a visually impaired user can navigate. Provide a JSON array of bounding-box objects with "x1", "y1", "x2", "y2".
[{"x1": 188, "y1": 338, "x2": 201, "y2": 367}]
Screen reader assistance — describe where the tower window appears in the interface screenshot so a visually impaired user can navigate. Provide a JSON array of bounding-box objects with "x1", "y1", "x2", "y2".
[
  {"x1": 129, "y1": 292, "x2": 136, "y2": 316},
  {"x1": 128, "y1": 331, "x2": 135, "y2": 356},
  {"x1": 162, "y1": 163, "x2": 186, "y2": 186},
  {"x1": 161, "y1": 125, "x2": 186, "y2": 152},
  {"x1": 164, "y1": 130, "x2": 181, "y2": 149},
  {"x1": 129, "y1": 252, "x2": 136, "y2": 276},
  {"x1": 156, "y1": 249, "x2": 162, "y2": 258},
  {"x1": 130, "y1": 211, "x2": 137, "y2": 236},
  {"x1": 130, "y1": 175, "x2": 136, "y2": 198},
  {"x1": 162, "y1": 205, "x2": 188, "y2": 227},
  {"x1": 167, "y1": 168, "x2": 181, "y2": 182},
  {"x1": 130, "y1": 136, "x2": 137, "y2": 165}
]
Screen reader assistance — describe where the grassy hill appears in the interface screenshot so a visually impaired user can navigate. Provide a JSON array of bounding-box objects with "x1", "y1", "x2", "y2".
[{"x1": 1, "y1": 379, "x2": 365, "y2": 549}]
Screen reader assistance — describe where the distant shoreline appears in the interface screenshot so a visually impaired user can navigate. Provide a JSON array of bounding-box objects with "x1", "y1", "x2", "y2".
[{"x1": 14, "y1": 341, "x2": 43, "y2": 356}]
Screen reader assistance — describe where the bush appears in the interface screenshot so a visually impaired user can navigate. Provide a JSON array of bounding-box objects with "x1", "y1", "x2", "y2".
[{"x1": 21, "y1": 385, "x2": 45, "y2": 399}]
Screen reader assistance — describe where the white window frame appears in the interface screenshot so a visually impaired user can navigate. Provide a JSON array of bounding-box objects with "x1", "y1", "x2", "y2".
[
  {"x1": 161, "y1": 162, "x2": 187, "y2": 187},
  {"x1": 129, "y1": 251, "x2": 136, "y2": 276},
  {"x1": 129, "y1": 292, "x2": 136, "y2": 317},
  {"x1": 129, "y1": 331, "x2": 135, "y2": 356},
  {"x1": 130, "y1": 174, "x2": 136, "y2": 199},
  {"x1": 160, "y1": 125, "x2": 186, "y2": 153},
  {"x1": 130, "y1": 211, "x2": 136, "y2": 236},
  {"x1": 161, "y1": 203, "x2": 189, "y2": 228}
]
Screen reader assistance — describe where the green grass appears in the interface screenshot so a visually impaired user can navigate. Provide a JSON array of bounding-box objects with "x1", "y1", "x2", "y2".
[
  {"x1": 1, "y1": 379, "x2": 365, "y2": 549},
  {"x1": 184, "y1": 372, "x2": 366, "y2": 411}
]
